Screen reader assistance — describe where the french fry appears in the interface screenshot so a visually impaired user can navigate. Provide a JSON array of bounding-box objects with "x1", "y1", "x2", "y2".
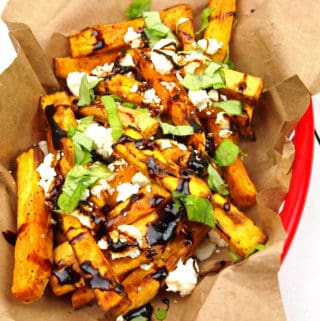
[
  {"x1": 204, "y1": 0, "x2": 237, "y2": 62},
  {"x1": 50, "y1": 241, "x2": 85, "y2": 296},
  {"x1": 54, "y1": 51, "x2": 120, "y2": 79},
  {"x1": 71, "y1": 286, "x2": 96, "y2": 310},
  {"x1": 59, "y1": 215, "x2": 130, "y2": 312},
  {"x1": 40, "y1": 92, "x2": 77, "y2": 177},
  {"x1": 12, "y1": 146, "x2": 53, "y2": 303}
]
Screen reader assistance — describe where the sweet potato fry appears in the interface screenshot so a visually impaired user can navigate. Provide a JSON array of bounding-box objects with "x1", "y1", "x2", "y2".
[
  {"x1": 12, "y1": 146, "x2": 53, "y2": 304},
  {"x1": 204, "y1": 0, "x2": 236, "y2": 61},
  {"x1": 59, "y1": 215, "x2": 130, "y2": 312}
]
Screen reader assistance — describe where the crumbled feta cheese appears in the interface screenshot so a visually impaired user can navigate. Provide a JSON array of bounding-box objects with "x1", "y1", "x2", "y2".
[
  {"x1": 116, "y1": 316, "x2": 125, "y2": 321},
  {"x1": 107, "y1": 158, "x2": 128, "y2": 172},
  {"x1": 176, "y1": 17, "x2": 191, "y2": 26},
  {"x1": 38, "y1": 140, "x2": 49, "y2": 155},
  {"x1": 66, "y1": 72, "x2": 99, "y2": 96},
  {"x1": 219, "y1": 129, "x2": 233, "y2": 139},
  {"x1": 153, "y1": 38, "x2": 178, "y2": 50},
  {"x1": 208, "y1": 89, "x2": 220, "y2": 102},
  {"x1": 130, "y1": 83, "x2": 139, "y2": 93},
  {"x1": 80, "y1": 189, "x2": 90, "y2": 201},
  {"x1": 118, "y1": 224, "x2": 143, "y2": 247},
  {"x1": 188, "y1": 90, "x2": 211, "y2": 111},
  {"x1": 71, "y1": 210, "x2": 93, "y2": 229},
  {"x1": 151, "y1": 51, "x2": 174, "y2": 75},
  {"x1": 91, "y1": 62, "x2": 114, "y2": 77},
  {"x1": 208, "y1": 229, "x2": 227, "y2": 248},
  {"x1": 160, "y1": 81, "x2": 176, "y2": 92},
  {"x1": 36, "y1": 153, "x2": 57, "y2": 195},
  {"x1": 183, "y1": 61, "x2": 201, "y2": 74},
  {"x1": 197, "y1": 38, "x2": 223, "y2": 55},
  {"x1": 84, "y1": 123, "x2": 114, "y2": 158},
  {"x1": 131, "y1": 172, "x2": 150, "y2": 187},
  {"x1": 91, "y1": 178, "x2": 115, "y2": 198},
  {"x1": 195, "y1": 237, "x2": 217, "y2": 261},
  {"x1": 220, "y1": 94, "x2": 227, "y2": 101},
  {"x1": 116, "y1": 182, "x2": 140, "y2": 202},
  {"x1": 124, "y1": 27, "x2": 143, "y2": 48},
  {"x1": 97, "y1": 238, "x2": 109, "y2": 250},
  {"x1": 215, "y1": 112, "x2": 230, "y2": 129},
  {"x1": 140, "y1": 262, "x2": 154, "y2": 270},
  {"x1": 165, "y1": 258, "x2": 199, "y2": 297},
  {"x1": 120, "y1": 52, "x2": 135, "y2": 67},
  {"x1": 143, "y1": 88, "x2": 161, "y2": 105}
]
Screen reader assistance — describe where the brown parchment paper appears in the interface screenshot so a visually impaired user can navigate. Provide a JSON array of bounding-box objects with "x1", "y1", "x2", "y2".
[{"x1": 0, "y1": 0, "x2": 318, "y2": 320}]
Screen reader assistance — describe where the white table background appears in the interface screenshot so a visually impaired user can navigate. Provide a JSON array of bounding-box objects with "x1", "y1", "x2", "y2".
[{"x1": 1, "y1": 0, "x2": 319, "y2": 320}]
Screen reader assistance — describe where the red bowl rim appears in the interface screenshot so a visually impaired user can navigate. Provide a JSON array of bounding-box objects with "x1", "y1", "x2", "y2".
[{"x1": 280, "y1": 100, "x2": 314, "y2": 262}]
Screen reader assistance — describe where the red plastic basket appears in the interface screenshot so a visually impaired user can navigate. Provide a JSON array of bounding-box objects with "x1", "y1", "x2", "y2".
[{"x1": 280, "y1": 101, "x2": 314, "y2": 262}]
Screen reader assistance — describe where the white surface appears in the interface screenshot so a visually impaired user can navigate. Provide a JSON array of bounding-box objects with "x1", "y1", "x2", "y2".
[{"x1": 1, "y1": 1, "x2": 320, "y2": 320}]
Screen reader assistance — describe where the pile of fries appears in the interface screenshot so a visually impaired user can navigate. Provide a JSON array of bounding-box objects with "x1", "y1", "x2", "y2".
[{"x1": 11, "y1": 0, "x2": 268, "y2": 319}]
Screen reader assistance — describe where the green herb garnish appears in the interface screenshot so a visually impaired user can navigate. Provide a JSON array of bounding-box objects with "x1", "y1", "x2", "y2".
[
  {"x1": 180, "y1": 61, "x2": 226, "y2": 91},
  {"x1": 102, "y1": 95, "x2": 123, "y2": 141},
  {"x1": 57, "y1": 163, "x2": 112, "y2": 214},
  {"x1": 130, "y1": 317, "x2": 148, "y2": 321},
  {"x1": 207, "y1": 164, "x2": 229, "y2": 195},
  {"x1": 195, "y1": 7, "x2": 214, "y2": 35},
  {"x1": 246, "y1": 244, "x2": 267, "y2": 257},
  {"x1": 78, "y1": 75, "x2": 102, "y2": 107},
  {"x1": 143, "y1": 11, "x2": 176, "y2": 47},
  {"x1": 154, "y1": 308, "x2": 168, "y2": 320},
  {"x1": 125, "y1": 0, "x2": 151, "y2": 19},
  {"x1": 68, "y1": 116, "x2": 94, "y2": 165},
  {"x1": 172, "y1": 190, "x2": 215, "y2": 228},
  {"x1": 214, "y1": 139, "x2": 239, "y2": 167},
  {"x1": 213, "y1": 99, "x2": 243, "y2": 116},
  {"x1": 159, "y1": 121, "x2": 194, "y2": 136},
  {"x1": 228, "y1": 248, "x2": 241, "y2": 263}
]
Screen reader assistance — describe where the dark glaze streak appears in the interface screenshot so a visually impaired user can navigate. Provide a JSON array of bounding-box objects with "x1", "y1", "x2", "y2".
[
  {"x1": 124, "y1": 303, "x2": 153, "y2": 321},
  {"x1": 179, "y1": 30, "x2": 193, "y2": 40},
  {"x1": 52, "y1": 265, "x2": 82, "y2": 285},
  {"x1": 80, "y1": 261, "x2": 124, "y2": 293},
  {"x1": 135, "y1": 139, "x2": 154, "y2": 150},
  {"x1": 120, "y1": 193, "x2": 144, "y2": 216},
  {"x1": 69, "y1": 231, "x2": 87, "y2": 245},
  {"x1": 146, "y1": 201, "x2": 182, "y2": 246},
  {"x1": 238, "y1": 74, "x2": 248, "y2": 92},
  {"x1": 152, "y1": 267, "x2": 168, "y2": 281},
  {"x1": 187, "y1": 150, "x2": 208, "y2": 175},
  {"x1": 45, "y1": 105, "x2": 68, "y2": 150},
  {"x1": 188, "y1": 118, "x2": 203, "y2": 133},
  {"x1": 112, "y1": 56, "x2": 137, "y2": 75},
  {"x1": 176, "y1": 179, "x2": 190, "y2": 195},
  {"x1": 147, "y1": 157, "x2": 162, "y2": 178},
  {"x1": 2, "y1": 230, "x2": 17, "y2": 246},
  {"x1": 223, "y1": 202, "x2": 231, "y2": 212},
  {"x1": 150, "y1": 194, "x2": 165, "y2": 208},
  {"x1": 92, "y1": 29, "x2": 105, "y2": 51}
]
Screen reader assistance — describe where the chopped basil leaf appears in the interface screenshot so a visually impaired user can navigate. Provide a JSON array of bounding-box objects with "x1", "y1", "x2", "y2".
[
  {"x1": 78, "y1": 75, "x2": 103, "y2": 107},
  {"x1": 213, "y1": 99, "x2": 243, "y2": 116},
  {"x1": 57, "y1": 163, "x2": 112, "y2": 214},
  {"x1": 207, "y1": 164, "x2": 229, "y2": 195},
  {"x1": 214, "y1": 139, "x2": 239, "y2": 167},
  {"x1": 172, "y1": 190, "x2": 215, "y2": 228},
  {"x1": 228, "y1": 248, "x2": 240, "y2": 263},
  {"x1": 109, "y1": 94, "x2": 123, "y2": 102},
  {"x1": 143, "y1": 11, "x2": 176, "y2": 47},
  {"x1": 68, "y1": 116, "x2": 94, "y2": 165},
  {"x1": 154, "y1": 308, "x2": 168, "y2": 320},
  {"x1": 180, "y1": 61, "x2": 226, "y2": 91},
  {"x1": 195, "y1": 7, "x2": 214, "y2": 35},
  {"x1": 245, "y1": 244, "x2": 267, "y2": 257},
  {"x1": 102, "y1": 95, "x2": 123, "y2": 141},
  {"x1": 125, "y1": 0, "x2": 151, "y2": 19},
  {"x1": 159, "y1": 121, "x2": 194, "y2": 136}
]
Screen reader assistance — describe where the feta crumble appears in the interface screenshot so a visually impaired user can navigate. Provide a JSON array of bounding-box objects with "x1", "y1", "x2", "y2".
[
  {"x1": 116, "y1": 182, "x2": 140, "y2": 202},
  {"x1": 143, "y1": 88, "x2": 161, "y2": 105},
  {"x1": 165, "y1": 258, "x2": 199, "y2": 297},
  {"x1": 124, "y1": 27, "x2": 144, "y2": 48},
  {"x1": 150, "y1": 50, "x2": 174, "y2": 75},
  {"x1": 197, "y1": 38, "x2": 223, "y2": 55},
  {"x1": 66, "y1": 72, "x2": 99, "y2": 96},
  {"x1": 36, "y1": 153, "x2": 57, "y2": 195},
  {"x1": 84, "y1": 122, "x2": 114, "y2": 158},
  {"x1": 118, "y1": 224, "x2": 143, "y2": 247},
  {"x1": 188, "y1": 90, "x2": 211, "y2": 111}
]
